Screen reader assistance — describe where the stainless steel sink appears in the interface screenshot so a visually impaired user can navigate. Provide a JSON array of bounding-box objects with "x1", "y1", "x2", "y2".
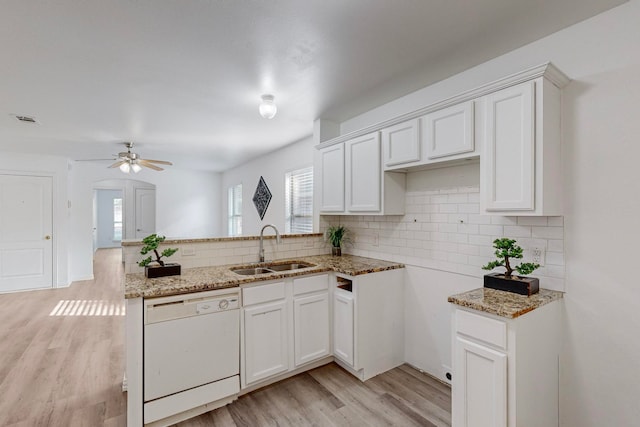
[
  {"x1": 267, "y1": 262, "x2": 313, "y2": 271},
  {"x1": 230, "y1": 261, "x2": 315, "y2": 276},
  {"x1": 231, "y1": 267, "x2": 274, "y2": 276}
]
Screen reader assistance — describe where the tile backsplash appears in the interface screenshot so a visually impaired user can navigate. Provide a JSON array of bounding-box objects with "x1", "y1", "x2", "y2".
[
  {"x1": 322, "y1": 185, "x2": 565, "y2": 291},
  {"x1": 122, "y1": 234, "x2": 329, "y2": 274}
]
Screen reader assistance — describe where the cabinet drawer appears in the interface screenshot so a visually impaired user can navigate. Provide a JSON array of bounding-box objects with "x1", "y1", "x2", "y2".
[
  {"x1": 243, "y1": 281, "x2": 285, "y2": 306},
  {"x1": 455, "y1": 309, "x2": 507, "y2": 350},
  {"x1": 293, "y1": 274, "x2": 328, "y2": 296}
]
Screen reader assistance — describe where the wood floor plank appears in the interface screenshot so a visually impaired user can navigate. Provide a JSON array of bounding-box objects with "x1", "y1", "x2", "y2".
[{"x1": 0, "y1": 248, "x2": 451, "y2": 427}]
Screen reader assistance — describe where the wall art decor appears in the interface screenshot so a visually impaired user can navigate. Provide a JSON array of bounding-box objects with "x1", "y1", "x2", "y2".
[{"x1": 252, "y1": 176, "x2": 272, "y2": 220}]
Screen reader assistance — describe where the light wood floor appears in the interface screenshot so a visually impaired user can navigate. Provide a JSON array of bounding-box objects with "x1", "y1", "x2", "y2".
[{"x1": 0, "y1": 248, "x2": 451, "y2": 427}]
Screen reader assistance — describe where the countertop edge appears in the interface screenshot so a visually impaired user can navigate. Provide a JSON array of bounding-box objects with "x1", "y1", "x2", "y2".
[{"x1": 447, "y1": 288, "x2": 564, "y2": 319}]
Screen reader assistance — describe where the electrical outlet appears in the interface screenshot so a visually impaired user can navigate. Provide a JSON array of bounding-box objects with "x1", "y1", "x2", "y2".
[
  {"x1": 304, "y1": 239, "x2": 314, "y2": 248},
  {"x1": 372, "y1": 232, "x2": 379, "y2": 247},
  {"x1": 527, "y1": 247, "x2": 545, "y2": 266}
]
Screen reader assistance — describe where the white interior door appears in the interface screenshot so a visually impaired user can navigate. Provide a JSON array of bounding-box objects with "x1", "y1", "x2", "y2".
[
  {"x1": 0, "y1": 174, "x2": 53, "y2": 292},
  {"x1": 135, "y1": 188, "x2": 156, "y2": 238}
]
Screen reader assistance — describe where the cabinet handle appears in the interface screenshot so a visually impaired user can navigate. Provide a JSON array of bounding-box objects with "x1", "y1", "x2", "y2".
[{"x1": 45, "y1": 235, "x2": 51, "y2": 240}]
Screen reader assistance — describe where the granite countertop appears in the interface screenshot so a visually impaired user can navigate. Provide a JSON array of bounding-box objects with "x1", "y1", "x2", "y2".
[
  {"x1": 447, "y1": 287, "x2": 564, "y2": 319},
  {"x1": 125, "y1": 254, "x2": 404, "y2": 299}
]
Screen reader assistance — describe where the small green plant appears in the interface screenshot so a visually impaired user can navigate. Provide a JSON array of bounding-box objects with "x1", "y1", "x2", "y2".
[
  {"x1": 326, "y1": 225, "x2": 348, "y2": 248},
  {"x1": 482, "y1": 238, "x2": 539, "y2": 277},
  {"x1": 138, "y1": 234, "x2": 179, "y2": 267}
]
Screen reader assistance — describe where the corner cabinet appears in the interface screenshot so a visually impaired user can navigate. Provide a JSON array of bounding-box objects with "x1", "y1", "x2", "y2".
[
  {"x1": 451, "y1": 300, "x2": 562, "y2": 427},
  {"x1": 480, "y1": 76, "x2": 564, "y2": 215},
  {"x1": 318, "y1": 131, "x2": 405, "y2": 215},
  {"x1": 331, "y1": 269, "x2": 404, "y2": 381}
]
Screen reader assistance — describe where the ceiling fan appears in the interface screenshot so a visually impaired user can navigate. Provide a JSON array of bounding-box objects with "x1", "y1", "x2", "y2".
[
  {"x1": 77, "y1": 142, "x2": 173, "y2": 173},
  {"x1": 109, "y1": 142, "x2": 172, "y2": 173}
]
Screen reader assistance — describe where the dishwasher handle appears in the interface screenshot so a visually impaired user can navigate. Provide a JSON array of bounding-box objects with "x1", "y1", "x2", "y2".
[{"x1": 146, "y1": 294, "x2": 239, "y2": 324}]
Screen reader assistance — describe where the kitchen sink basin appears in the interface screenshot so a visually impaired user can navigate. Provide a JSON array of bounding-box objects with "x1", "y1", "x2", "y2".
[
  {"x1": 230, "y1": 261, "x2": 315, "y2": 276},
  {"x1": 266, "y1": 262, "x2": 314, "y2": 271},
  {"x1": 232, "y1": 267, "x2": 274, "y2": 275}
]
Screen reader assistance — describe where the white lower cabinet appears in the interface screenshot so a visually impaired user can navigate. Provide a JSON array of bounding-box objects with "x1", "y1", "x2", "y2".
[
  {"x1": 451, "y1": 300, "x2": 561, "y2": 427},
  {"x1": 241, "y1": 274, "x2": 330, "y2": 389},
  {"x1": 331, "y1": 269, "x2": 404, "y2": 381},
  {"x1": 454, "y1": 336, "x2": 507, "y2": 427},
  {"x1": 333, "y1": 290, "x2": 354, "y2": 366},
  {"x1": 294, "y1": 292, "x2": 330, "y2": 366},
  {"x1": 243, "y1": 300, "x2": 289, "y2": 385}
]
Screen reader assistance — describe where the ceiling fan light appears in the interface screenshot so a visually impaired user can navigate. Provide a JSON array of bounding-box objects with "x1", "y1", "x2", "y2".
[
  {"x1": 131, "y1": 163, "x2": 142, "y2": 173},
  {"x1": 259, "y1": 94, "x2": 277, "y2": 119},
  {"x1": 119, "y1": 162, "x2": 131, "y2": 173}
]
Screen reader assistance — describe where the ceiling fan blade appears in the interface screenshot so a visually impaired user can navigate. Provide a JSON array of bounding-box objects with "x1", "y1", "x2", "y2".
[
  {"x1": 141, "y1": 159, "x2": 173, "y2": 165},
  {"x1": 138, "y1": 160, "x2": 164, "y2": 171},
  {"x1": 109, "y1": 160, "x2": 126, "y2": 168}
]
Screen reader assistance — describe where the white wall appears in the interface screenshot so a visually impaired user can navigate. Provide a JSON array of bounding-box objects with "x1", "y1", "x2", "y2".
[
  {"x1": 0, "y1": 151, "x2": 70, "y2": 287},
  {"x1": 221, "y1": 136, "x2": 315, "y2": 236},
  {"x1": 69, "y1": 162, "x2": 222, "y2": 281},
  {"x1": 329, "y1": 1, "x2": 640, "y2": 424}
]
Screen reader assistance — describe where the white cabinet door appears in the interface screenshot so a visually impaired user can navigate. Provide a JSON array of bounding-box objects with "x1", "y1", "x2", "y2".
[
  {"x1": 453, "y1": 336, "x2": 507, "y2": 427},
  {"x1": 293, "y1": 292, "x2": 330, "y2": 366},
  {"x1": 483, "y1": 81, "x2": 535, "y2": 211},
  {"x1": 319, "y1": 144, "x2": 345, "y2": 212},
  {"x1": 243, "y1": 300, "x2": 289, "y2": 385},
  {"x1": 381, "y1": 119, "x2": 420, "y2": 167},
  {"x1": 346, "y1": 132, "x2": 381, "y2": 212},
  {"x1": 423, "y1": 101, "x2": 474, "y2": 159},
  {"x1": 333, "y1": 290, "x2": 354, "y2": 366}
]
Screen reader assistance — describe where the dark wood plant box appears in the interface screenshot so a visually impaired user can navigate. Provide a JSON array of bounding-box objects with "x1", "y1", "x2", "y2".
[
  {"x1": 484, "y1": 273, "x2": 539, "y2": 296},
  {"x1": 145, "y1": 263, "x2": 181, "y2": 278}
]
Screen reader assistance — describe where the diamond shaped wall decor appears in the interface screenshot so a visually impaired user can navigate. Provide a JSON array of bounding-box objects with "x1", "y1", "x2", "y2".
[{"x1": 252, "y1": 176, "x2": 272, "y2": 220}]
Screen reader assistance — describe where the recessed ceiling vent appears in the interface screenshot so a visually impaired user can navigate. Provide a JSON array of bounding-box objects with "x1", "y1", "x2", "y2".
[{"x1": 14, "y1": 114, "x2": 38, "y2": 124}]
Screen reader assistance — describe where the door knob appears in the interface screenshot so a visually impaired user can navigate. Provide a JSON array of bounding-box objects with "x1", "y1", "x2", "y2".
[{"x1": 45, "y1": 235, "x2": 51, "y2": 240}]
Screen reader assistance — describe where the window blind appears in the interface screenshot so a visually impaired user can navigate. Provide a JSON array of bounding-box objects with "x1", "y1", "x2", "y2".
[{"x1": 285, "y1": 167, "x2": 313, "y2": 233}]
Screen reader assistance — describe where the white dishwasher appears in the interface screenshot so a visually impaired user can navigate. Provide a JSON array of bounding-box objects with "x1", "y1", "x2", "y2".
[{"x1": 143, "y1": 288, "x2": 240, "y2": 425}]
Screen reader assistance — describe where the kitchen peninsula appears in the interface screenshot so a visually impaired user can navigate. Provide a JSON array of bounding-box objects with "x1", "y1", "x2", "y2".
[{"x1": 124, "y1": 235, "x2": 405, "y2": 427}]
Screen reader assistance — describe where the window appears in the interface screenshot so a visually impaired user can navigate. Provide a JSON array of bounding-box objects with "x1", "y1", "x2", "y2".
[
  {"x1": 285, "y1": 167, "x2": 313, "y2": 233},
  {"x1": 113, "y1": 198, "x2": 123, "y2": 241},
  {"x1": 228, "y1": 184, "x2": 242, "y2": 236}
]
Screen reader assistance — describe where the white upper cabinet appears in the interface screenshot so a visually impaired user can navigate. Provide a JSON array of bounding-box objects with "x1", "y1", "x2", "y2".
[
  {"x1": 483, "y1": 81, "x2": 534, "y2": 211},
  {"x1": 480, "y1": 77, "x2": 563, "y2": 215},
  {"x1": 346, "y1": 132, "x2": 382, "y2": 212},
  {"x1": 316, "y1": 64, "x2": 568, "y2": 217},
  {"x1": 319, "y1": 131, "x2": 405, "y2": 215},
  {"x1": 423, "y1": 101, "x2": 475, "y2": 160},
  {"x1": 319, "y1": 144, "x2": 345, "y2": 212},
  {"x1": 381, "y1": 119, "x2": 420, "y2": 168}
]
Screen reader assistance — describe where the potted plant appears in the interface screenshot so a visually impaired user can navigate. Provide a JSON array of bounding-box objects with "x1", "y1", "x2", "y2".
[
  {"x1": 482, "y1": 238, "x2": 540, "y2": 295},
  {"x1": 326, "y1": 225, "x2": 348, "y2": 256},
  {"x1": 138, "y1": 234, "x2": 181, "y2": 278}
]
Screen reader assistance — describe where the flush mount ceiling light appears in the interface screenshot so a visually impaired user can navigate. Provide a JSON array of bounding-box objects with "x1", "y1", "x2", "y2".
[{"x1": 259, "y1": 94, "x2": 277, "y2": 119}]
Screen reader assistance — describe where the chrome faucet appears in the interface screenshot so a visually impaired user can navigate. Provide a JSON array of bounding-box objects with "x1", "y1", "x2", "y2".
[{"x1": 259, "y1": 224, "x2": 281, "y2": 262}]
